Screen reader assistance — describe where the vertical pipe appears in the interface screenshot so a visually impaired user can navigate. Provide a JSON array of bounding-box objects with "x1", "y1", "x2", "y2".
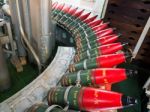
[
  {"x1": 15, "y1": 0, "x2": 41, "y2": 72},
  {"x1": 29, "y1": 0, "x2": 54, "y2": 65},
  {"x1": 21, "y1": 0, "x2": 34, "y2": 62},
  {"x1": 22, "y1": 0, "x2": 32, "y2": 42},
  {"x1": 40, "y1": 0, "x2": 53, "y2": 64},
  {"x1": 8, "y1": 0, "x2": 27, "y2": 57},
  {"x1": 0, "y1": 42, "x2": 11, "y2": 92}
]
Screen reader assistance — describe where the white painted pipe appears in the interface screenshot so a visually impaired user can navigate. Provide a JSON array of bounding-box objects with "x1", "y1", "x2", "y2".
[{"x1": 133, "y1": 17, "x2": 150, "y2": 58}]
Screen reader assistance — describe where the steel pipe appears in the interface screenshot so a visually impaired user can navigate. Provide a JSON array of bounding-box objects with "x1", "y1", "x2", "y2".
[{"x1": 15, "y1": 0, "x2": 41, "y2": 71}]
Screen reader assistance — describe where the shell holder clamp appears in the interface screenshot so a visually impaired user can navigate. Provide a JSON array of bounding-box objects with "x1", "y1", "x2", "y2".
[
  {"x1": 76, "y1": 71, "x2": 81, "y2": 87},
  {"x1": 45, "y1": 105, "x2": 63, "y2": 112},
  {"x1": 63, "y1": 86, "x2": 73, "y2": 111}
]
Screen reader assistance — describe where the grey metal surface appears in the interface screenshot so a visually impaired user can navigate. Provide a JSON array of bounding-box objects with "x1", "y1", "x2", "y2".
[
  {"x1": 5, "y1": 21, "x2": 16, "y2": 56},
  {"x1": 0, "y1": 19, "x2": 16, "y2": 56},
  {"x1": 15, "y1": 0, "x2": 41, "y2": 71},
  {"x1": 0, "y1": 47, "x2": 75, "y2": 112},
  {"x1": 21, "y1": 0, "x2": 33, "y2": 63},
  {"x1": 0, "y1": 19, "x2": 23, "y2": 71},
  {"x1": 8, "y1": 0, "x2": 26, "y2": 57},
  {"x1": 0, "y1": 42, "x2": 11, "y2": 92},
  {"x1": 8, "y1": 0, "x2": 54, "y2": 66},
  {"x1": 21, "y1": 0, "x2": 32, "y2": 43},
  {"x1": 29, "y1": 0, "x2": 54, "y2": 65}
]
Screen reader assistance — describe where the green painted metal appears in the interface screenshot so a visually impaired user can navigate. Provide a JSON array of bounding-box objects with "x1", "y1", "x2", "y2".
[
  {"x1": 58, "y1": 13, "x2": 72, "y2": 24},
  {"x1": 52, "y1": 9, "x2": 63, "y2": 19},
  {"x1": 81, "y1": 34, "x2": 98, "y2": 45},
  {"x1": 53, "y1": 11, "x2": 65, "y2": 21},
  {"x1": 48, "y1": 87, "x2": 81, "y2": 110},
  {"x1": 81, "y1": 41, "x2": 99, "y2": 52},
  {"x1": 74, "y1": 58, "x2": 97, "y2": 71},
  {"x1": 77, "y1": 48, "x2": 99, "y2": 61},
  {"x1": 61, "y1": 70, "x2": 92, "y2": 86},
  {"x1": 73, "y1": 27, "x2": 94, "y2": 38}
]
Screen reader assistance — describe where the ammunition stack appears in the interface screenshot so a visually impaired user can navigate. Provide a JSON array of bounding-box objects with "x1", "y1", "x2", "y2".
[{"x1": 27, "y1": 2, "x2": 138, "y2": 112}]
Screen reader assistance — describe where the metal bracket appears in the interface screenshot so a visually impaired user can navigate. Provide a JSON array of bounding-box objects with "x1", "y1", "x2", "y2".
[{"x1": 0, "y1": 19, "x2": 24, "y2": 72}]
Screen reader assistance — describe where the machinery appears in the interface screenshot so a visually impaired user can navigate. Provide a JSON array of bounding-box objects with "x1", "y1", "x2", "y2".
[
  {"x1": 0, "y1": 0, "x2": 55, "y2": 89},
  {"x1": 0, "y1": 0, "x2": 149, "y2": 112},
  {"x1": 0, "y1": 0, "x2": 55, "y2": 110}
]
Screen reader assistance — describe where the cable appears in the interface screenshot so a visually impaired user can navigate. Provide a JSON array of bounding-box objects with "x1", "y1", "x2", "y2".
[{"x1": 15, "y1": 0, "x2": 41, "y2": 72}]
